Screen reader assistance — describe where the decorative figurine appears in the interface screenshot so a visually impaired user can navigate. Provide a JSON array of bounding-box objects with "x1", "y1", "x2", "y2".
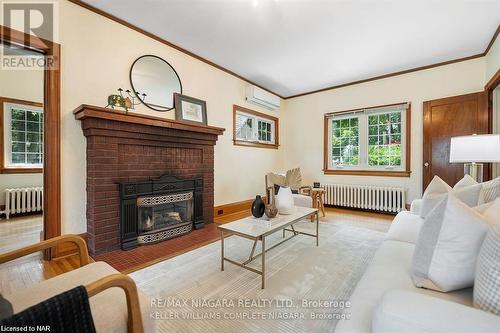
[{"x1": 106, "y1": 88, "x2": 146, "y2": 113}]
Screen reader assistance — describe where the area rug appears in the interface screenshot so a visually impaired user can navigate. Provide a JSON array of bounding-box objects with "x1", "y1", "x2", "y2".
[{"x1": 131, "y1": 219, "x2": 389, "y2": 333}]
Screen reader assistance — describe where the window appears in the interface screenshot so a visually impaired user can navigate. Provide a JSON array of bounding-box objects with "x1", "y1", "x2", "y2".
[
  {"x1": 1, "y1": 98, "x2": 44, "y2": 172},
  {"x1": 233, "y1": 105, "x2": 279, "y2": 149},
  {"x1": 324, "y1": 103, "x2": 411, "y2": 177}
]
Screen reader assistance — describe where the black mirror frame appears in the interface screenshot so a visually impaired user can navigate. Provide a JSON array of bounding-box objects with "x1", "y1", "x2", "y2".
[{"x1": 129, "y1": 54, "x2": 182, "y2": 112}]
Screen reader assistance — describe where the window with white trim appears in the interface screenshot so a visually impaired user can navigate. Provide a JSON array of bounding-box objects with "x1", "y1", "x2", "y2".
[
  {"x1": 3, "y1": 102, "x2": 44, "y2": 168},
  {"x1": 325, "y1": 103, "x2": 410, "y2": 175},
  {"x1": 233, "y1": 105, "x2": 278, "y2": 148}
]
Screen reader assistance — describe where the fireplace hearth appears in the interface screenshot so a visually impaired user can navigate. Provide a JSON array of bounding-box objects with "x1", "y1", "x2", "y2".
[{"x1": 120, "y1": 175, "x2": 203, "y2": 250}]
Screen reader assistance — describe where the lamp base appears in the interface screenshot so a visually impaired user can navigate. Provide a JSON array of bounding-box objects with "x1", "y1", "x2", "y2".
[{"x1": 464, "y1": 163, "x2": 483, "y2": 183}]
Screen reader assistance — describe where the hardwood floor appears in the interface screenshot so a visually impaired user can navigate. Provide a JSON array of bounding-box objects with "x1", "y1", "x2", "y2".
[
  {"x1": 0, "y1": 207, "x2": 393, "y2": 294},
  {"x1": 0, "y1": 215, "x2": 81, "y2": 295}
]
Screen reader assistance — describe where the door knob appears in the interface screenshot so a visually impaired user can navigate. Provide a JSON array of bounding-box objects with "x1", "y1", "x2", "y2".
[{"x1": 424, "y1": 162, "x2": 430, "y2": 167}]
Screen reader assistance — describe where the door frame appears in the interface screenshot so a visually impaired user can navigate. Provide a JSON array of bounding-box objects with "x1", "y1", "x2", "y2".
[
  {"x1": 485, "y1": 69, "x2": 500, "y2": 131},
  {"x1": 423, "y1": 92, "x2": 489, "y2": 190},
  {"x1": 0, "y1": 26, "x2": 61, "y2": 249}
]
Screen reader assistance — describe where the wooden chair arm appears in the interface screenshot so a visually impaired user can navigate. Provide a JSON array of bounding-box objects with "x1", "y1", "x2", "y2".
[
  {"x1": 86, "y1": 274, "x2": 144, "y2": 333},
  {"x1": 0, "y1": 234, "x2": 90, "y2": 267}
]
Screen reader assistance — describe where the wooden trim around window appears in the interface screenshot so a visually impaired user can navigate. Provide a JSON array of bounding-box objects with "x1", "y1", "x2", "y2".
[
  {"x1": 1, "y1": 26, "x2": 61, "y2": 257},
  {"x1": 232, "y1": 105, "x2": 279, "y2": 149},
  {"x1": 0, "y1": 97, "x2": 44, "y2": 174},
  {"x1": 323, "y1": 103, "x2": 412, "y2": 177}
]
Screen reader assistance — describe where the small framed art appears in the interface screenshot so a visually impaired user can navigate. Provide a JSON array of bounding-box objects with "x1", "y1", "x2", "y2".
[{"x1": 174, "y1": 93, "x2": 207, "y2": 125}]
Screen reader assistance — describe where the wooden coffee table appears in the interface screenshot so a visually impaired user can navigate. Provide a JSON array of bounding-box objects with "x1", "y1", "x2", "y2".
[{"x1": 218, "y1": 206, "x2": 319, "y2": 289}]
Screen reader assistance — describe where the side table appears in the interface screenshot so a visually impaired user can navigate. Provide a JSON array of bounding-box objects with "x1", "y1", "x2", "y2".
[{"x1": 311, "y1": 187, "x2": 326, "y2": 217}]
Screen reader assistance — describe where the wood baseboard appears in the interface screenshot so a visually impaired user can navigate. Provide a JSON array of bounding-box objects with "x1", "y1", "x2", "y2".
[
  {"x1": 52, "y1": 232, "x2": 89, "y2": 260},
  {"x1": 214, "y1": 197, "x2": 266, "y2": 224}
]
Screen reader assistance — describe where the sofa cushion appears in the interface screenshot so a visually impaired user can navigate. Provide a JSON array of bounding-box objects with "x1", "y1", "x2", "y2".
[
  {"x1": 474, "y1": 208, "x2": 500, "y2": 315},
  {"x1": 4, "y1": 262, "x2": 153, "y2": 333},
  {"x1": 334, "y1": 240, "x2": 472, "y2": 333},
  {"x1": 386, "y1": 211, "x2": 424, "y2": 244},
  {"x1": 373, "y1": 290, "x2": 500, "y2": 333},
  {"x1": 292, "y1": 193, "x2": 312, "y2": 208}
]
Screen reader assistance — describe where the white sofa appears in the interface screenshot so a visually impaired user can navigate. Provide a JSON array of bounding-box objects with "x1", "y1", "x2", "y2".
[{"x1": 335, "y1": 203, "x2": 500, "y2": 333}]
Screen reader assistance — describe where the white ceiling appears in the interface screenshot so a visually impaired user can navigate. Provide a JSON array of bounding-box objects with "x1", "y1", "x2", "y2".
[{"x1": 82, "y1": 0, "x2": 500, "y2": 98}]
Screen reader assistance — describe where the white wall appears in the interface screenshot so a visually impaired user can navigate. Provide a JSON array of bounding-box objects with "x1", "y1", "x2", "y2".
[
  {"x1": 58, "y1": 1, "x2": 285, "y2": 233},
  {"x1": 0, "y1": 46, "x2": 44, "y2": 205},
  {"x1": 284, "y1": 58, "x2": 486, "y2": 204}
]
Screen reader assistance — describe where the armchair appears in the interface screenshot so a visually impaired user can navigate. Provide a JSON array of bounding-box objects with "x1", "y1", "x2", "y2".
[
  {"x1": 0, "y1": 235, "x2": 149, "y2": 333},
  {"x1": 265, "y1": 168, "x2": 313, "y2": 208}
]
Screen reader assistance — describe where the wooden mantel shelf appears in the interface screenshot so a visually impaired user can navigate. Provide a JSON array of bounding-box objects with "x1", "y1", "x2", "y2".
[{"x1": 73, "y1": 104, "x2": 225, "y2": 136}]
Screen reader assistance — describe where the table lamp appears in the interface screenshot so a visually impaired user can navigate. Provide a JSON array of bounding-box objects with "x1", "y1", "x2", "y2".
[{"x1": 449, "y1": 134, "x2": 500, "y2": 182}]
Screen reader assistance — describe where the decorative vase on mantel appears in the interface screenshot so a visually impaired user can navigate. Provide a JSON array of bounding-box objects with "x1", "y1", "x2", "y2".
[{"x1": 251, "y1": 195, "x2": 265, "y2": 218}]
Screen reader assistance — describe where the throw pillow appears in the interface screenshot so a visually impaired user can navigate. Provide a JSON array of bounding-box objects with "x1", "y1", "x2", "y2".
[
  {"x1": 454, "y1": 174, "x2": 478, "y2": 189},
  {"x1": 479, "y1": 177, "x2": 500, "y2": 204},
  {"x1": 419, "y1": 176, "x2": 482, "y2": 218},
  {"x1": 474, "y1": 225, "x2": 500, "y2": 315},
  {"x1": 412, "y1": 197, "x2": 448, "y2": 288},
  {"x1": 419, "y1": 176, "x2": 451, "y2": 218},
  {"x1": 427, "y1": 195, "x2": 490, "y2": 291},
  {"x1": 482, "y1": 197, "x2": 500, "y2": 225},
  {"x1": 474, "y1": 201, "x2": 494, "y2": 214}
]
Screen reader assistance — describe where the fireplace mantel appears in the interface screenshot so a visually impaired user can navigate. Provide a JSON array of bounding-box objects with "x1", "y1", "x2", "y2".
[
  {"x1": 74, "y1": 104, "x2": 225, "y2": 254},
  {"x1": 73, "y1": 104, "x2": 225, "y2": 136}
]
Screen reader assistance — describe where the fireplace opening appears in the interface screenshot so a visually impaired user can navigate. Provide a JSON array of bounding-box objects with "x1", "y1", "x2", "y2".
[
  {"x1": 120, "y1": 175, "x2": 204, "y2": 250},
  {"x1": 137, "y1": 192, "x2": 193, "y2": 244}
]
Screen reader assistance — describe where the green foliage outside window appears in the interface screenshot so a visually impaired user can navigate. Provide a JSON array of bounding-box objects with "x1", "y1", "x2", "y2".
[
  {"x1": 368, "y1": 112, "x2": 402, "y2": 167},
  {"x1": 331, "y1": 117, "x2": 359, "y2": 166}
]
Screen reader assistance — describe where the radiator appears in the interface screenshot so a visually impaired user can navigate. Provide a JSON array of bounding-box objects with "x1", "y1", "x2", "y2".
[
  {"x1": 323, "y1": 184, "x2": 406, "y2": 213},
  {"x1": 2, "y1": 187, "x2": 43, "y2": 219}
]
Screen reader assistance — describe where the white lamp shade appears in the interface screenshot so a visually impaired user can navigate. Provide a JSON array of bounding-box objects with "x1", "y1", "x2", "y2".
[{"x1": 449, "y1": 134, "x2": 500, "y2": 163}]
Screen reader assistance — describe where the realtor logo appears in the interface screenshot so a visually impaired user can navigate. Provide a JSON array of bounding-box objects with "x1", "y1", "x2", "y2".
[{"x1": 1, "y1": 1, "x2": 58, "y2": 70}]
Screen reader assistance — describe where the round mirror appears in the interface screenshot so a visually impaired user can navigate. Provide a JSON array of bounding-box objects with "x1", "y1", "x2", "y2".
[{"x1": 130, "y1": 55, "x2": 182, "y2": 112}]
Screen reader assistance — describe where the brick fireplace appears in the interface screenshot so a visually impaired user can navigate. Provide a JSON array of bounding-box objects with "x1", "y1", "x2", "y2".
[{"x1": 74, "y1": 105, "x2": 225, "y2": 255}]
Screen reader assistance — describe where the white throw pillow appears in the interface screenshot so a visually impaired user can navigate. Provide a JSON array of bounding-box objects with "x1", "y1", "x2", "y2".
[
  {"x1": 427, "y1": 195, "x2": 490, "y2": 292},
  {"x1": 482, "y1": 197, "x2": 500, "y2": 225},
  {"x1": 480, "y1": 177, "x2": 500, "y2": 204},
  {"x1": 420, "y1": 176, "x2": 482, "y2": 218},
  {"x1": 419, "y1": 176, "x2": 451, "y2": 218},
  {"x1": 412, "y1": 197, "x2": 448, "y2": 288},
  {"x1": 454, "y1": 174, "x2": 478, "y2": 189},
  {"x1": 474, "y1": 225, "x2": 500, "y2": 315}
]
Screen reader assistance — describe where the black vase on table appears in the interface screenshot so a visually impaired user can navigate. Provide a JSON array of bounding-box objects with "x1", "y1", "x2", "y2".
[{"x1": 251, "y1": 195, "x2": 265, "y2": 218}]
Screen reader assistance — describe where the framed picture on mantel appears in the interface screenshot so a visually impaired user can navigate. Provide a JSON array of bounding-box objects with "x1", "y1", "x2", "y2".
[{"x1": 174, "y1": 93, "x2": 207, "y2": 125}]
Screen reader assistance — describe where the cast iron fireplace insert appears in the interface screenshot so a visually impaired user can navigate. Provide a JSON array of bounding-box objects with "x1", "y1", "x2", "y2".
[{"x1": 119, "y1": 175, "x2": 203, "y2": 250}]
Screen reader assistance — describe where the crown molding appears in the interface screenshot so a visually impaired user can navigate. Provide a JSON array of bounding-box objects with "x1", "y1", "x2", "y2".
[{"x1": 68, "y1": 1, "x2": 498, "y2": 100}]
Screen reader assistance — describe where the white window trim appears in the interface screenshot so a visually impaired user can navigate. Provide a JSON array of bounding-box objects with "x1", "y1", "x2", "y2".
[
  {"x1": 327, "y1": 105, "x2": 407, "y2": 172},
  {"x1": 235, "y1": 110, "x2": 276, "y2": 145},
  {"x1": 3, "y1": 102, "x2": 44, "y2": 169}
]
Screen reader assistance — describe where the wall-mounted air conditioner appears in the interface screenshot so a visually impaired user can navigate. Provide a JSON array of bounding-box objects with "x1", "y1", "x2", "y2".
[{"x1": 245, "y1": 85, "x2": 280, "y2": 111}]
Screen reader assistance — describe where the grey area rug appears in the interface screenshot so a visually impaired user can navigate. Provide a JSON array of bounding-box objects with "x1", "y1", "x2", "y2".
[{"x1": 131, "y1": 220, "x2": 389, "y2": 333}]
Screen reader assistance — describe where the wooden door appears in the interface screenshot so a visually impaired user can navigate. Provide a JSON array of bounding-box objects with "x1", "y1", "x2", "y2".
[{"x1": 423, "y1": 92, "x2": 489, "y2": 189}]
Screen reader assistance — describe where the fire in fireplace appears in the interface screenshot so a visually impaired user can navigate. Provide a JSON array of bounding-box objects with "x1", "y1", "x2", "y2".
[
  {"x1": 137, "y1": 192, "x2": 193, "y2": 244},
  {"x1": 119, "y1": 175, "x2": 203, "y2": 250}
]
